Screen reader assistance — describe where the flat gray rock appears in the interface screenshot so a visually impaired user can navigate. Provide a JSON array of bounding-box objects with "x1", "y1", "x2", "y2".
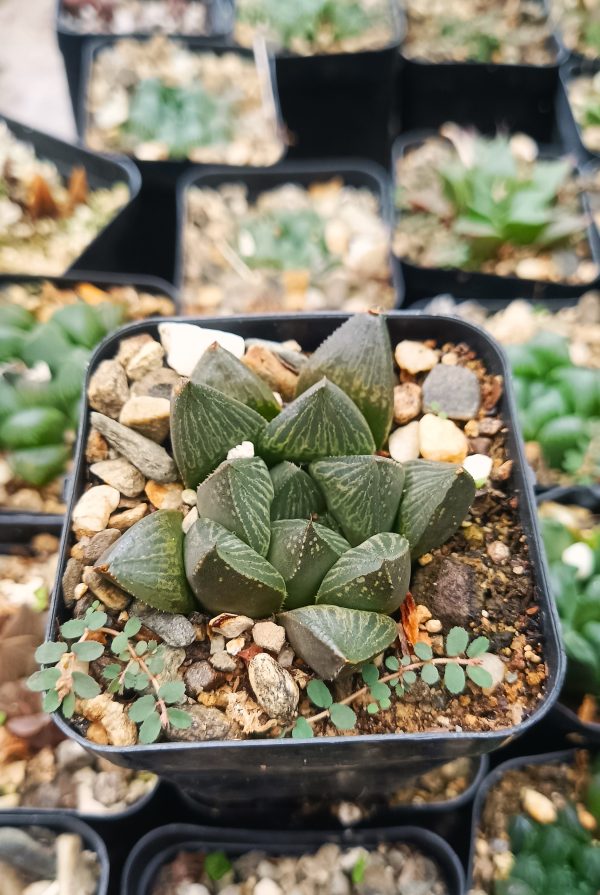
[
  {"x1": 422, "y1": 364, "x2": 480, "y2": 421},
  {"x1": 90, "y1": 412, "x2": 178, "y2": 483}
]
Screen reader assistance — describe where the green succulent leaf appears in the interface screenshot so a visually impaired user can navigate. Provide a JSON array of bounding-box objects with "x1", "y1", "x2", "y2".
[
  {"x1": 167, "y1": 707, "x2": 192, "y2": 729},
  {"x1": 27, "y1": 667, "x2": 62, "y2": 692},
  {"x1": 196, "y1": 456, "x2": 274, "y2": 556},
  {"x1": 71, "y1": 671, "x2": 101, "y2": 699},
  {"x1": 279, "y1": 604, "x2": 398, "y2": 679},
  {"x1": 128, "y1": 694, "x2": 157, "y2": 722},
  {"x1": 309, "y1": 455, "x2": 404, "y2": 546},
  {"x1": 306, "y1": 679, "x2": 333, "y2": 708},
  {"x1": 21, "y1": 321, "x2": 74, "y2": 373},
  {"x1": 466, "y1": 664, "x2": 493, "y2": 688},
  {"x1": 269, "y1": 461, "x2": 326, "y2": 521},
  {"x1": 259, "y1": 378, "x2": 375, "y2": 464},
  {"x1": 51, "y1": 302, "x2": 106, "y2": 349},
  {"x1": 292, "y1": 716, "x2": 314, "y2": 739},
  {"x1": 185, "y1": 518, "x2": 286, "y2": 618},
  {"x1": 34, "y1": 641, "x2": 68, "y2": 664},
  {"x1": 444, "y1": 662, "x2": 466, "y2": 694},
  {"x1": 138, "y1": 710, "x2": 162, "y2": 744},
  {"x1": 95, "y1": 509, "x2": 195, "y2": 614},
  {"x1": 171, "y1": 380, "x2": 266, "y2": 489},
  {"x1": 421, "y1": 662, "x2": 440, "y2": 685},
  {"x1": 329, "y1": 703, "x2": 357, "y2": 730},
  {"x1": 204, "y1": 851, "x2": 232, "y2": 882},
  {"x1": 446, "y1": 626, "x2": 469, "y2": 657},
  {"x1": 295, "y1": 313, "x2": 395, "y2": 448},
  {"x1": 7, "y1": 444, "x2": 71, "y2": 487},
  {"x1": 316, "y1": 532, "x2": 410, "y2": 614},
  {"x1": 0, "y1": 407, "x2": 67, "y2": 450},
  {"x1": 268, "y1": 519, "x2": 350, "y2": 610},
  {"x1": 191, "y1": 342, "x2": 280, "y2": 420},
  {"x1": 72, "y1": 641, "x2": 104, "y2": 661},
  {"x1": 395, "y1": 459, "x2": 476, "y2": 558}
]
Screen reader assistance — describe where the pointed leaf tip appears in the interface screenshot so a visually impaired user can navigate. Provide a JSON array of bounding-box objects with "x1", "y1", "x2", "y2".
[{"x1": 296, "y1": 314, "x2": 394, "y2": 448}]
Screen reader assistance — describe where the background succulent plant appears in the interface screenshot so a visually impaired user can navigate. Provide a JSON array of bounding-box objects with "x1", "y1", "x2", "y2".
[{"x1": 96, "y1": 315, "x2": 476, "y2": 679}]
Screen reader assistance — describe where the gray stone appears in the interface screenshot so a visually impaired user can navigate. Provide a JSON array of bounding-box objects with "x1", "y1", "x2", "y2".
[
  {"x1": 130, "y1": 367, "x2": 180, "y2": 400},
  {"x1": 88, "y1": 359, "x2": 129, "y2": 420},
  {"x1": 92, "y1": 770, "x2": 129, "y2": 807},
  {"x1": 55, "y1": 739, "x2": 94, "y2": 772},
  {"x1": 62, "y1": 557, "x2": 84, "y2": 606},
  {"x1": 422, "y1": 364, "x2": 481, "y2": 421},
  {"x1": 119, "y1": 396, "x2": 171, "y2": 443},
  {"x1": 90, "y1": 458, "x2": 146, "y2": 497},
  {"x1": 165, "y1": 705, "x2": 232, "y2": 742},
  {"x1": 184, "y1": 660, "x2": 223, "y2": 695},
  {"x1": 410, "y1": 556, "x2": 476, "y2": 628},
  {"x1": 154, "y1": 647, "x2": 186, "y2": 697},
  {"x1": 248, "y1": 652, "x2": 299, "y2": 723},
  {"x1": 132, "y1": 602, "x2": 196, "y2": 648},
  {"x1": 91, "y1": 412, "x2": 178, "y2": 483},
  {"x1": 80, "y1": 529, "x2": 121, "y2": 565},
  {"x1": 0, "y1": 827, "x2": 56, "y2": 880},
  {"x1": 210, "y1": 650, "x2": 238, "y2": 673}
]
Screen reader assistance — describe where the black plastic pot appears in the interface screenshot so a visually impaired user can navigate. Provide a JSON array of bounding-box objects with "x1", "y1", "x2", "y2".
[
  {"x1": 259, "y1": 0, "x2": 404, "y2": 167},
  {"x1": 0, "y1": 810, "x2": 110, "y2": 895},
  {"x1": 396, "y1": 11, "x2": 563, "y2": 143},
  {"x1": 0, "y1": 114, "x2": 140, "y2": 278},
  {"x1": 56, "y1": 0, "x2": 235, "y2": 117},
  {"x1": 467, "y1": 748, "x2": 576, "y2": 891},
  {"x1": 75, "y1": 38, "x2": 285, "y2": 189},
  {"x1": 392, "y1": 131, "x2": 600, "y2": 303},
  {"x1": 0, "y1": 272, "x2": 180, "y2": 539},
  {"x1": 174, "y1": 159, "x2": 403, "y2": 308},
  {"x1": 537, "y1": 485, "x2": 600, "y2": 743},
  {"x1": 558, "y1": 60, "x2": 600, "y2": 165},
  {"x1": 47, "y1": 311, "x2": 564, "y2": 803},
  {"x1": 122, "y1": 823, "x2": 465, "y2": 895},
  {"x1": 175, "y1": 753, "x2": 489, "y2": 831}
]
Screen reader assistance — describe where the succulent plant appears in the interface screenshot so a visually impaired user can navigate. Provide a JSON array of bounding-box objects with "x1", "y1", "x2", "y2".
[
  {"x1": 499, "y1": 766, "x2": 600, "y2": 895},
  {"x1": 508, "y1": 332, "x2": 599, "y2": 481},
  {"x1": 95, "y1": 315, "x2": 476, "y2": 679}
]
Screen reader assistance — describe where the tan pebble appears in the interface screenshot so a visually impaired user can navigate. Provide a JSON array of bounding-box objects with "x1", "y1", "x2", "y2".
[
  {"x1": 119, "y1": 396, "x2": 171, "y2": 442},
  {"x1": 487, "y1": 541, "x2": 510, "y2": 564},
  {"x1": 395, "y1": 340, "x2": 439, "y2": 374},
  {"x1": 522, "y1": 788, "x2": 557, "y2": 824},
  {"x1": 577, "y1": 804, "x2": 597, "y2": 831},
  {"x1": 125, "y1": 341, "x2": 165, "y2": 381},
  {"x1": 74, "y1": 583, "x2": 88, "y2": 600},
  {"x1": 90, "y1": 458, "x2": 145, "y2": 498},
  {"x1": 418, "y1": 414, "x2": 468, "y2": 463},
  {"x1": 108, "y1": 503, "x2": 147, "y2": 531},
  {"x1": 226, "y1": 636, "x2": 246, "y2": 656},
  {"x1": 72, "y1": 486, "x2": 120, "y2": 537},
  {"x1": 182, "y1": 489, "x2": 197, "y2": 506},
  {"x1": 88, "y1": 360, "x2": 129, "y2": 419},
  {"x1": 415, "y1": 604, "x2": 432, "y2": 624},
  {"x1": 116, "y1": 333, "x2": 154, "y2": 368},
  {"x1": 493, "y1": 852, "x2": 514, "y2": 879},
  {"x1": 145, "y1": 480, "x2": 184, "y2": 510},
  {"x1": 393, "y1": 382, "x2": 422, "y2": 425},
  {"x1": 425, "y1": 618, "x2": 442, "y2": 633},
  {"x1": 464, "y1": 420, "x2": 479, "y2": 438},
  {"x1": 86, "y1": 722, "x2": 110, "y2": 746},
  {"x1": 441, "y1": 352, "x2": 459, "y2": 365}
]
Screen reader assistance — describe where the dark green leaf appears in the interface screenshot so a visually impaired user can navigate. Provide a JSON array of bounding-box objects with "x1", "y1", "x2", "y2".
[
  {"x1": 204, "y1": 851, "x2": 232, "y2": 882},
  {"x1": 191, "y1": 342, "x2": 280, "y2": 420},
  {"x1": 268, "y1": 519, "x2": 349, "y2": 610},
  {"x1": 269, "y1": 461, "x2": 326, "y2": 522}
]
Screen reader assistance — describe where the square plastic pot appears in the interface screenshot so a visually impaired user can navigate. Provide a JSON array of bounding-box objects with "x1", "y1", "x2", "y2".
[
  {"x1": 0, "y1": 811, "x2": 110, "y2": 895},
  {"x1": 122, "y1": 823, "x2": 465, "y2": 895},
  {"x1": 174, "y1": 158, "x2": 403, "y2": 309},
  {"x1": 467, "y1": 748, "x2": 576, "y2": 890},
  {"x1": 261, "y1": 0, "x2": 404, "y2": 167},
  {"x1": 392, "y1": 131, "x2": 600, "y2": 304},
  {"x1": 396, "y1": 22, "x2": 563, "y2": 142},
  {"x1": 537, "y1": 485, "x2": 600, "y2": 743},
  {"x1": 0, "y1": 272, "x2": 180, "y2": 539},
  {"x1": 56, "y1": 0, "x2": 235, "y2": 116},
  {"x1": 558, "y1": 60, "x2": 600, "y2": 165},
  {"x1": 75, "y1": 37, "x2": 286, "y2": 190},
  {"x1": 0, "y1": 114, "x2": 140, "y2": 278},
  {"x1": 46, "y1": 311, "x2": 564, "y2": 803}
]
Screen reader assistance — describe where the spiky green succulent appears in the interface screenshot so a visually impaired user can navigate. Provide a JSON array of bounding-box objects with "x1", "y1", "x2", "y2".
[{"x1": 95, "y1": 315, "x2": 476, "y2": 678}]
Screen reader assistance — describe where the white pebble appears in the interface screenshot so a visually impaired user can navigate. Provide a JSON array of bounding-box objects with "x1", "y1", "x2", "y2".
[
  {"x1": 522, "y1": 788, "x2": 557, "y2": 824},
  {"x1": 227, "y1": 441, "x2": 255, "y2": 460},
  {"x1": 562, "y1": 542, "x2": 594, "y2": 581},
  {"x1": 462, "y1": 453, "x2": 493, "y2": 488},
  {"x1": 159, "y1": 322, "x2": 244, "y2": 376}
]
